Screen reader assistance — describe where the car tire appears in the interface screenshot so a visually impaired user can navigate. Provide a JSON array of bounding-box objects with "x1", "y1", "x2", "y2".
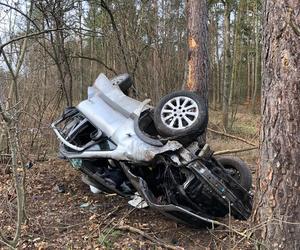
[
  {"x1": 216, "y1": 156, "x2": 252, "y2": 191},
  {"x1": 153, "y1": 91, "x2": 208, "y2": 138}
]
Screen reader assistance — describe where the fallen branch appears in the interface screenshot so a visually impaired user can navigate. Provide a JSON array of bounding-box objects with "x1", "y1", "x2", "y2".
[
  {"x1": 214, "y1": 146, "x2": 258, "y2": 155},
  {"x1": 207, "y1": 128, "x2": 258, "y2": 147},
  {"x1": 0, "y1": 233, "x2": 14, "y2": 250},
  {"x1": 117, "y1": 225, "x2": 184, "y2": 250}
]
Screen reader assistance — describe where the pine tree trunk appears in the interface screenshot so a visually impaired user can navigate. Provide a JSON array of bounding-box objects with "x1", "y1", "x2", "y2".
[
  {"x1": 216, "y1": 23, "x2": 221, "y2": 106},
  {"x1": 184, "y1": 0, "x2": 209, "y2": 145},
  {"x1": 90, "y1": 2, "x2": 96, "y2": 84},
  {"x1": 246, "y1": 0, "x2": 252, "y2": 105},
  {"x1": 251, "y1": 0, "x2": 260, "y2": 113},
  {"x1": 229, "y1": 0, "x2": 243, "y2": 107},
  {"x1": 210, "y1": 8, "x2": 217, "y2": 109},
  {"x1": 222, "y1": 1, "x2": 231, "y2": 130},
  {"x1": 229, "y1": 9, "x2": 237, "y2": 106},
  {"x1": 213, "y1": 4, "x2": 221, "y2": 106},
  {"x1": 254, "y1": 1, "x2": 300, "y2": 249},
  {"x1": 247, "y1": 45, "x2": 251, "y2": 103},
  {"x1": 78, "y1": 0, "x2": 84, "y2": 100},
  {"x1": 184, "y1": 0, "x2": 209, "y2": 102}
]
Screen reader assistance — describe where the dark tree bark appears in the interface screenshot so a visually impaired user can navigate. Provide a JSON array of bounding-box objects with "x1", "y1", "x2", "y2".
[
  {"x1": 254, "y1": 1, "x2": 300, "y2": 249},
  {"x1": 184, "y1": 0, "x2": 209, "y2": 145},
  {"x1": 184, "y1": 0, "x2": 209, "y2": 103}
]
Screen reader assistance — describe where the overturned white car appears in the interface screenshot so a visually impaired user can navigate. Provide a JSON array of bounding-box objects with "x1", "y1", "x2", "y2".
[{"x1": 52, "y1": 73, "x2": 252, "y2": 227}]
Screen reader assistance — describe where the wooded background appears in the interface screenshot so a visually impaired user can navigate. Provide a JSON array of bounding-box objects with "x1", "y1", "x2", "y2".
[
  {"x1": 0, "y1": 0, "x2": 262, "y2": 153},
  {"x1": 1, "y1": 0, "x2": 299, "y2": 249}
]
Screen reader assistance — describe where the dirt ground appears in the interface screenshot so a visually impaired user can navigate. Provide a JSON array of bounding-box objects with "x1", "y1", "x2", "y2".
[{"x1": 0, "y1": 110, "x2": 260, "y2": 250}]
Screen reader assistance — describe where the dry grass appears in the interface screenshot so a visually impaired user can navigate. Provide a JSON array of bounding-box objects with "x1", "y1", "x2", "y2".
[{"x1": 208, "y1": 106, "x2": 260, "y2": 167}]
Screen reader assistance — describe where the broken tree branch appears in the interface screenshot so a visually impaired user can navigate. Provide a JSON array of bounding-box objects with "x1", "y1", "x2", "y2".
[
  {"x1": 214, "y1": 146, "x2": 258, "y2": 155},
  {"x1": 117, "y1": 225, "x2": 184, "y2": 250},
  {"x1": 207, "y1": 127, "x2": 258, "y2": 146}
]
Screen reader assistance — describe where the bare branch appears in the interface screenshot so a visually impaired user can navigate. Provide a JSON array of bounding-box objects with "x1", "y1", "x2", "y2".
[
  {"x1": 73, "y1": 55, "x2": 118, "y2": 75},
  {"x1": 0, "y1": 2, "x2": 39, "y2": 30},
  {"x1": 207, "y1": 128, "x2": 258, "y2": 147},
  {"x1": 214, "y1": 146, "x2": 258, "y2": 155},
  {"x1": 0, "y1": 28, "x2": 66, "y2": 57}
]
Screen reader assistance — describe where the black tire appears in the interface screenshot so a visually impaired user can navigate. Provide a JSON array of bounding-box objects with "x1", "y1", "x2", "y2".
[
  {"x1": 110, "y1": 73, "x2": 132, "y2": 92},
  {"x1": 153, "y1": 91, "x2": 208, "y2": 138},
  {"x1": 216, "y1": 156, "x2": 252, "y2": 191}
]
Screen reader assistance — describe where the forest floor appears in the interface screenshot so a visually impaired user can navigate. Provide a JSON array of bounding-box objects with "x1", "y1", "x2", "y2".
[{"x1": 0, "y1": 107, "x2": 260, "y2": 250}]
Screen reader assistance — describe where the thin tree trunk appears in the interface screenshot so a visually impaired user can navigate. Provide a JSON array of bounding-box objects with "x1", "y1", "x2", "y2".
[
  {"x1": 247, "y1": 44, "x2": 251, "y2": 103},
  {"x1": 78, "y1": 0, "x2": 84, "y2": 100},
  {"x1": 0, "y1": 2, "x2": 33, "y2": 151},
  {"x1": 228, "y1": 9, "x2": 237, "y2": 106},
  {"x1": 215, "y1": 7, "x2": 221, "y2": 107},
  {"x1": 251, "y1": 55, "x2": 255, "y2": 99},
  {"x1": 251, "y1": 0, "x2": 260, "y2": 113},
  {"x1": 0, "y1": 2, "x2": 33, "y2": 246},
  {"x1": 222, "y1": 1, "x2": 231, "y2": 130},
  {"x1": 246, "y1": 0, "x2": 252, "y2": 104},
  {"x1": 210, "y1": 8, "x2": 217, "y2": 109},
  {"x1": 90, "y1": 2, "x2": 96, "y2": 83},
  {"x1": 229, "y1": 1, "x2": 243, "y2": 106}
]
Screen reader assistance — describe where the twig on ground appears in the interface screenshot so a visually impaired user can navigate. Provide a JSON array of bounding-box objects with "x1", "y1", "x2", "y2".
[
  {"x1": 207, "y1": 228, "x2": 226, "y2": 247},
  {"x1": 207, "y1": 128, "x2": 258, "y2": 147},
  {"x1": 117, "y1": 225, "x2": 184, "y2": 250},
  {"x1": 209, "y1": 218, "x2": 268, "y2": 249},
  {"x1": 249, "y1": 130, "x2": 260, "y2": 144},
  {"x1": 101, "y1": 205, "x2": 123, "y2": 222},
  {"x1": 0, "y1": 233, "x2": 14, "y2": 250},
  {"x1": 99, "y1": 206, "x2": 137, "y2": 245},
  {"x1": 178, "y1": 231, "x2": 209, "y2": 249},
  {"x1": 214, "y1": 146, "x2": 258, "y2": 155}
]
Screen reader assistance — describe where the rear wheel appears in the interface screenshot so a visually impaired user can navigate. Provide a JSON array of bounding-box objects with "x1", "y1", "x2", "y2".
[
  {"x1": 216, "y1": 156, "x2": 252, "y2": 191},
  {"x1": 154, "y1": 91, "x2": 208, "y2": 138}
]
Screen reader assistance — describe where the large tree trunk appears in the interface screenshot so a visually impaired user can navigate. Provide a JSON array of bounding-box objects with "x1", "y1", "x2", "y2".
[
  {"x1": 184, "y1": 0, "x2": 209, "y2": 145},
  {"x1": 254, "y1": 1, "x2": 300, "y2": 249},
  {"x1": 184, "y1": 0, "x2": 209, "y2": 102}
]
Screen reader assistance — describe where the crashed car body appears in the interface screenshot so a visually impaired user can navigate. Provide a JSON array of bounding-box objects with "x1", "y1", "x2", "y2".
[{"x1": 52, "y1": 73, "x2": 252, "y2": 227}]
